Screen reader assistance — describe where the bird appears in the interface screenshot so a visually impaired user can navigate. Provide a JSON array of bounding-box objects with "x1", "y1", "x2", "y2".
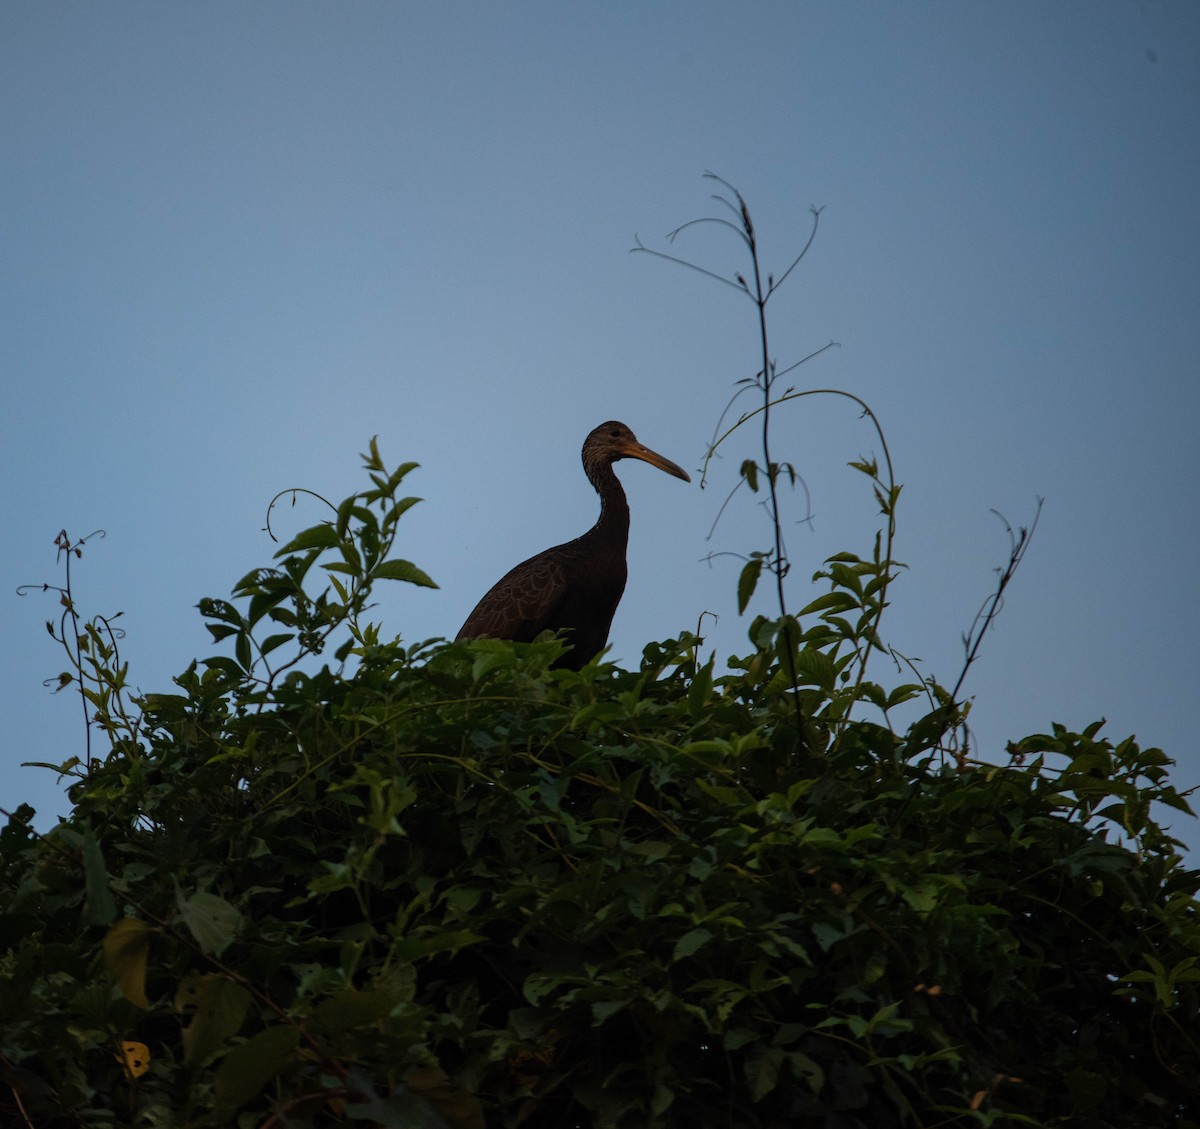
[{"x1": 456, "y1": 420, "x2": 691, "y2": 669}]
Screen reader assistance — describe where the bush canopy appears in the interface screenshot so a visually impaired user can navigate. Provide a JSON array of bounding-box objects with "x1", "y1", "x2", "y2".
[{"x1": 2, "y1": 438, "x2": 1197, "y2": 1129}]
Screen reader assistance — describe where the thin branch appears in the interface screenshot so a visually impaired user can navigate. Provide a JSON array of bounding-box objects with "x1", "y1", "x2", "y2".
[
  {"x1": 630, "y1": 235, "x2": 750, "y2": 297},
  {"x1": 771, "y1": 340, "x2": 841, "y2": 383},
  {"x1": 948, "y1": 499, "x2": 1044, "y2": 708},
  {"x1": 665, "y1": 215, "x2": 751, "y2": 250},
  {"x1": 264, "y1": 487, "x2": 337, "y2": 542},
  {"x1": 701, "y1": 387, "x2": 893, "y2": 499},
  {"x1": 700, "y1": 549, "x2": 753, "y2": 568},
  {"x1": 705, "y1": 474, "x2": 751, "y2": 541},
  {"x1": 701, "y1": 383, "x2": 759, "y2": 488},
  {"x1": 768, "y1": 205, "x2": 824, "y2": 297}
]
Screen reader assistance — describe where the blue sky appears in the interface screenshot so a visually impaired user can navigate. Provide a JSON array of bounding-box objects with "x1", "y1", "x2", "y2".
[{"x1": 3, "y1": 3, "x2": 1198, "y2": 853}]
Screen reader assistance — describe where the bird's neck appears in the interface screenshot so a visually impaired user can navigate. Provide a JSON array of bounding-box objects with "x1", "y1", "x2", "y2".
[{"x1": 588, "y1": 463, "x2": 631, "y2": 547}]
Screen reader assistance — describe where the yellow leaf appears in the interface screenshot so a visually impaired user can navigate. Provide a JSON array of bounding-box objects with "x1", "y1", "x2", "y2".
[
  {"x1": 116, "y1": 1040, "x2": 150, "y2": 1080},
  {"x1": 103, "y1": 918, "x2": 152, "y2": 1009}
]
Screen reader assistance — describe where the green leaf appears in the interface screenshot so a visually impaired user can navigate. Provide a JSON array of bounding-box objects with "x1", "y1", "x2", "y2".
[
  {"x1": 201, "y1": 655, "x2": 248, "y2": 680},
  {"x1": 886, "y1": 683, "x2": 925, "y2": 709},
  {"x1": 176, "y1": 973, "x2": 252, "y2": 1066},
  {"x1": 745, "y1": 1044, "x2": 783, "y2": 1101},
  {"x1": 389, "y1": 929, "x2": 485, "y2": 962},
  {"x1": 827, "y1": 562, "x2": 865, "y2": 597},
  {"x1": 337, "y1": 494, "x2": 358, "y2": 539},
  {"x1": 104, "y1": 918, "x2": 152, "y2": 1008},
  {"x1": 214, "y1": 1025, "x2": 301, "y2": 1112},
  {"x1": 737, "y1": 557, "x2": 763, "y2": 614},
  {"x1": 384, "y1": 495, "x2": 422, "y2": 530},
  {"x1": 313, "y1": 989, "x2": 398, "y2": 1034},
  {"x1": 198, "y1": 597, "x2": 243, "y2": 625},
  {"x1": 798, "y1": 590, "x2": 858, "y2": 616},
  {"x1": 788, "y1": 1051, "x2": 824, "y2": 1093},
  {"x1": 673, "y1": 927, "x2": 713, "y2": 960},
  {"x1": 177, "y1": 889, "x2": 243, "y2": 955},
  {"x1": 794, "y1": 647, "x2": 837, "y2": 691},
  {"x1": 258, "y1": 632, "x2": 293, "y2": 657},
  {"x1": 81, "y1": 830, "x2": 117, "y2": 926},
  {"x1": 275, "y1": 523, "x2": 339, "y2": 556},
  {"x1": 246, "y1": 589, "x2": 291, "y2": 628},
  {"x1": 386, "y1": 460, "x2": 420, "y2": 488},
  {"x1": 374, "y1": 559, "x2": 438, "y2": 588},
  {"x1": 687, "y1": 659, "x2": 713, "y2": 714}
]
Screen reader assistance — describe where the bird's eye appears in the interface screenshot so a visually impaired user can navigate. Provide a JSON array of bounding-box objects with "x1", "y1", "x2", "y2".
[{"x1": 609, "y1": 428, "x2": 620, "y2": 437}]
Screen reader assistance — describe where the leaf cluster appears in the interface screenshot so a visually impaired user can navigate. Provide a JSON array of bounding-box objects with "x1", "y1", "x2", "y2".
[{"x1": 2, "y1": 446, "x2": 1197, "y2": 1129}]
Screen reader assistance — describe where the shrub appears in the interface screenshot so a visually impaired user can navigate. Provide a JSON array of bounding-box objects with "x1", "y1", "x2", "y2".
[{"x1": 2, "y1": 438, "x2": 1196, "y2": 1128}]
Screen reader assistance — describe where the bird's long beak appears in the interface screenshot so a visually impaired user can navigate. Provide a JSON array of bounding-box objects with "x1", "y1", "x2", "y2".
[{"x1": 621, "y1": 440, "x2": 691, "y2": 482}]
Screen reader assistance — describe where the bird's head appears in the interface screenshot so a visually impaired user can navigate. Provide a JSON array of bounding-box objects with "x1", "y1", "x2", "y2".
[{"x1": 583, "y1": 421, "x2": 691, "y2": 484}]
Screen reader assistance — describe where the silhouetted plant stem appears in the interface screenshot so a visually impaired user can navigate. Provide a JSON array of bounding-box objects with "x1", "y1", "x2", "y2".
[
  {"x1": 17, "y1": 528, "x2": 116, "y2": 774},
  {"x1": 645, "y1": 174, "x2": 1032, "y2": 765},
  {"x1": 55, "y1": 530, "x2": 92, "y2": 770},
  {"x1": 634, "y1": 175, "x2": 830, "y2": 749},
  {"x1": 746, "y1": 198, "x2": 808, "y2": 750},
  {"x1": 952, "y1": 502, "x2": 1043, "y2": 707}
]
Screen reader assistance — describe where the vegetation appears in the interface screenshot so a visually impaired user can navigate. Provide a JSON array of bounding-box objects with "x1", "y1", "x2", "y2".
[{"x1": 2, "y1": 182, "x2": 1197, "y2": 1128}]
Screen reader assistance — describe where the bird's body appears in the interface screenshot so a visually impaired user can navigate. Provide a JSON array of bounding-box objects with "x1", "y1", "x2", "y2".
[{"x1": 456, "y1": 421, "x2": 690, "y2": 669}]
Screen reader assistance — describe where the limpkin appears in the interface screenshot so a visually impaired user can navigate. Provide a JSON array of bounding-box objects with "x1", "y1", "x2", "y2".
[{"x1": 456, "y1": 420, "x2": 690, "y2": 669}]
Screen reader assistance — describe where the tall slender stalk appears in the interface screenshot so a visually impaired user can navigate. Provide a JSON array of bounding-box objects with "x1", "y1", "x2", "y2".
[
  {"x1": 17, "y1": 528, "x2": 113, "y2": 773},
  {"x1": 634, "y1": 174, "x2": 825, "y2": 749},
  {"x1": 648, "y1": 177, "x2": 1040, "y2": 760}
]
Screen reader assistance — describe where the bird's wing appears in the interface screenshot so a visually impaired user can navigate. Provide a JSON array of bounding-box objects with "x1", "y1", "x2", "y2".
[{"x1": 456, "y1": 549, "x2": 570, "y2": 644}]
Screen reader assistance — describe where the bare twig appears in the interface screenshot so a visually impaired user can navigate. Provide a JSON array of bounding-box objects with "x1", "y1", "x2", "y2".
[{"x1": 949, "y1": 500, "x2": 1045, "y2": 709}]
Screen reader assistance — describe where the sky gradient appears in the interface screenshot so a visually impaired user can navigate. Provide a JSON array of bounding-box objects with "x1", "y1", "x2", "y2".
[{"x1": 3, "y1": 3, "x2": 1198, "y2": 852}]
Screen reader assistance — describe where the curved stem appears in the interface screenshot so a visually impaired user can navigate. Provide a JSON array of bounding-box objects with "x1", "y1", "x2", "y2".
[{"x1": 705, "y1": 387, "x2": 899, "y2": 746}]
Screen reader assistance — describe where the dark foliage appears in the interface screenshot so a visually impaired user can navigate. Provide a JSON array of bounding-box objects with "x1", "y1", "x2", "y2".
[{"x1": 2, "y1": 443, "x2": 1197, "y2": 1129}]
